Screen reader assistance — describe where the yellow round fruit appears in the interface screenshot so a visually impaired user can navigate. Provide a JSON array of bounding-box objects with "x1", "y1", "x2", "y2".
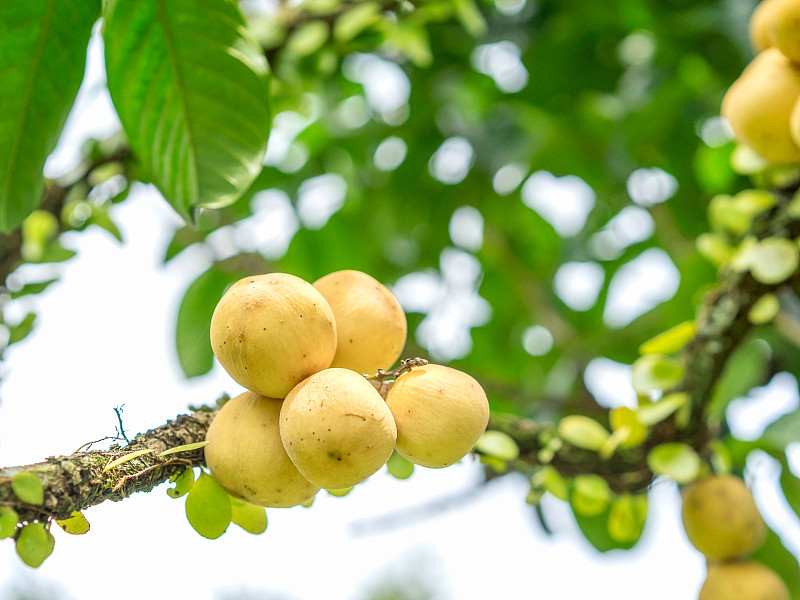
[
  {"x1": 750, "y1": 0, "x2": 782, "y2": 52},
  {"x1": 700, "y1": 562, "x2": 789, "y2": 600},
  {"x1": 210, "y1": 273, "x2": 337, "y2": 398},
  {"x1": 721, "y1": 48, "x2": 800, "y2": 164},
  {"x1": 767, "y1": 0, "x2": 800, "y2": 62},
  {"x1": 313, "y1": 270, "x2": 407, "y2": 375},
  {"x1": 280, "y1": 368, "x2": 397, "y2": 490},
  {"x1": 385, "y1": 364, "x2": 489, "y2": 468},
  {"x1": 681, "y1": 475, "x2": 766, "y2": 560},
  {"x1": 204, "y1": 390, "x2": 320, "y2": 508}
]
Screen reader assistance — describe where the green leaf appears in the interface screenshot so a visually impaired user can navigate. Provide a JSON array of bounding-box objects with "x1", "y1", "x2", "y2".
[
  {"x1": 157, "y1": 441, "x2": 208, "y2": 457},
  {"x1": 12, "y1": 472, "x2": 43, "y2": 505},
  {"x1": 557, "y1": 415, "x2": 610, "y2": 451},
  {"x1": 167, "y1": 467, "x2": 195, "y2": 499},
  {"x1": 8, "y1": 313, "x2": 37, "y2": 346},
  {"x1": 103, "y1": 0, "x2": 271, "y2": 220},
  {"x1": 55, "y1": 511, "x2": 90, "y2": 535},
  {"x1": 452, "y1": 0, "x2": 487, "y2": 37},
  {"x1": 176, "y1": 266, "x2": 241, "y2": 378},
  {"x1": 0, "y1": 507, "x2": 18, "y2": 539},
  {"x1": 570, "y1": 475, "x2": 612, "y2": 517},
  {"x1": 474, "y1": 431, "x2": 520, "y2": 461},
  {"x1": 185, "y1": 472, "x2": 231, "y2": 539},
  {"x1": 572, "y1": 504, "x2": 639, "y2": 552},
  {"x1": 0, "y1": 0, "x2": 101, "y2": 232},
  {"x1": 631, "y1": 354, "x2": 685, "y2": 394},
  {"x1": 636, "y1": 392, "x2": 689, "y2": 426},
  {"x1": 15, "y1": 523, "x2": 54, "y2": 568},
  {"x1": 638, "y1": 321, "x2": 696, "y2": 355},
  {"x1": 609, "y1": 407, "x2": 647, "y2": 448},
  {"x1": 749, "y1": 294, "x2": 780, "y2": 325},
  {"x1": 9, "y1": 279, "x2": 59, "y2": 299},
  {"x1": 386, "y1": 451, "x2": 414, "y2": 480},
  {"x1": 709, "y1": 339, "x2": 770, "y2": 418},
  {"x1": 333, "y1": 2, "x2": 381, "y2": 42},
  {"x1": 751, "y1": 527, "x2": 800, "y2": 599},
  {"x1": 286, "y1": 21, "x2": 330, "y2": 57},
  {"x1": 607, "y1": 494, "x2": 647, "y2": 544},
  {"x1": 230, "y1": 497, "x2": 268, "y2": 534},
  {"x1": 780, "y1": 462, "x2": 800, "y2": 521},
  {"x1": 646, "y1": 443, "x2": 701, "y2": 483},
  {"x1": 763, "y1": 410, "x2": 800, "y2": 452},
  {"x1": 327, "y1": 487, "x2": 353, "y2": 497}
]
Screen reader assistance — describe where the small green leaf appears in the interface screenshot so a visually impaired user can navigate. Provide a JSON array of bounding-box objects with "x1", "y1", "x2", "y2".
[
  {"x1": 9, "y1": 279, "x2": 58, "y2": 299},
  {"x1": 609, "y1": 407, "x2": 647, "y2": 448},
  {"x1": 327, "y1": 487, "x2": 353, "y2": 497},
  {"x1": 167, "y1": 467, "x2": 195, "y2": 499},
  {"x1": 474, "y1": 431, "x2": 519, "y2": 461},
  {"x1": 21, "y1": 210, "x2": 59, "y2": 262},
  {"x1": 638, "y1": 321, "x2": 696, "y2": 355},
  {"x1": 541, "y1": 466, "x2": 569, "y2": 501},
  {"x1": 230, "y1": 497, "x2": 268, "y2": 534},
  {"x1": 12, "y1": 473, "x2": 43, "y2": 505},
  {"x1": 749, "y1": 293, "x2": 780, "y2": 325},
  {"x1": 157, "y1": 441, "x2": 209, "y2": 457},
  {"x1": 333, "y1": 2, "x2": 380, "y2": 42},
  {"x1": 55, "y1": 511, "x2": 90, "y2": 535},
  {"x1": 558, "y1": 415, "x2": 610, "y2": 451},
  {"x1": 740, "y1": 238, "x2": 800, "y2": 285},
  {"x1": 452, "y1": 0, "x2": 487, "y2": 37},
  {"x1": 636, "y1": 392, "x2": 689, "y2": 426},
  {"x1": 631, "y1": 354, "x2": 685, "y2": 394},
  {"x1": 386, "y1": 451, "x2": 414, "y2": 480},
  {"x1": 185, "y1": 472, "x2": 231, "y2": 539},
  {"x1": 8, "y1": 313, "x2": 37, "y2": 346},
  {"x1": 102, "y1": 449, "x2": 154, "y2": 472},
  {"x1": 0, "y1": 507, "x2": 18, "y2": 538},
  {"x1": 607, "y1": 494, "x2": 647, "y2": 544},
  {"x1": 286, "y1": 21, "x2": 330, "y2": 57},
  {"x1": 15, "y1": 523, "x2": 54, "y2": 568},
  {"x1": 779, "y1": 462, "x2": 800, "y2": 520},
  {"x1": 696, "y1": 233, "x2": 734, "y2": 266},
  {"x1": 570, "y1": 475, "x2": 612, "y2": 517},
  {"x1": 646, "y1": 443, "x2": 701, "y2": 483}
]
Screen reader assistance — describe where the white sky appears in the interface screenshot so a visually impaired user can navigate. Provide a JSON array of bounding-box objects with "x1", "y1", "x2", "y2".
[{"x1": 0, "y1": 23, "x2": 798, "y2": 600}]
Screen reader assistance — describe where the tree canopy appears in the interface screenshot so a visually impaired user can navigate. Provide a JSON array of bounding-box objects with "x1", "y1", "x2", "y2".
[{"x1": 1, "y1": 0, "x2": 800, "y2": 597}]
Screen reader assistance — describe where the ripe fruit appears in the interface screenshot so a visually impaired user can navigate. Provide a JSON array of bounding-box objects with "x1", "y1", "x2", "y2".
[
  {"x1": 385, "y1": 364, "x2": 489, "y2": 468},
  {"x1": 280, "y1": 368, "x2": 397, "y2": 489},
  {"x1": 721, "y1": 48, "x2": 800, "y2": 164},
  {"x1": 204, "y1": 391, "x2": 320, "y2": 508},
  {"x1": 750, "y1": 0, "x2": 782, "y2": 52},
  {"x1": 767, "y1": 0, "x2": 800, "y2": 62},
  {"x1": 313, "y1": 270, "x2": 407, "y2": 375},
  {"x1": 681, "y1": 475, "x2": 766, "y2": 560},
  {"x1": 699, "y1": 562, "x2": 789, "y2": 600},
  {"x1": 210, "y1": 273, "x2": 337, "y2": 398}
]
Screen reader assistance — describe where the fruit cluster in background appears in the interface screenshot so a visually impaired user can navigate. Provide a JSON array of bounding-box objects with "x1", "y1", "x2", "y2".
[
  {"x1": 204, "y1": 270, "x2": 490, "y2": 507},
  {"x1": 723, "y1": 0, "x2": 800, "y2": 163},
  {"x1": 681, "y1": 475, "x2": 789, "y2": 600}
]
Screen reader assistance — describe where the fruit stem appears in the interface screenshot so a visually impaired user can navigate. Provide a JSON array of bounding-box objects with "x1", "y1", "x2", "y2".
[{"x1": 365, "y1": 357, "x2": 428, "y2": 399}]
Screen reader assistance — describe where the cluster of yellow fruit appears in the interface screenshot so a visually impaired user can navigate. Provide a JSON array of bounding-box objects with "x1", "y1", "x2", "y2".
[
  {"x1": 681, "y1": 475, "x2": 788, "y2": 600},
  {"x1": 202, "y1": 270, "x2": 490, "y2": 507},
  {"x1": 721, "y1": 0, "x2": 800, "y2": 163}
]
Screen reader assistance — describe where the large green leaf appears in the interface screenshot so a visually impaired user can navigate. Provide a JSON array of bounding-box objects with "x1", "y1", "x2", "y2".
[
  {"x1": 751, "y1": 527, "x2": 800, "y2": 600},
  {"x1": 176, "y1": 265, "x2": 243, "y2": 378},
  {"x1": 103, "y1": 0, "x2": 271, "y2": 220},
  {"x1": 0, "y1": 1, "x2": 100, "y2": 232}
]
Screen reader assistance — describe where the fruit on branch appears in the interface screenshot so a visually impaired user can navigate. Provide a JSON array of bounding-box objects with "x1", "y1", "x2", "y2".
[
  {"x1": 722, "y1": 48, "x2": 800, "y2": 164},
  {"x1": 750, "y1": 0, "x2": 782, "y2": 51},
  {"x1": 204, "y1": 391, "x2": 320, "y2": 508},
  {"x1": 313, "y1": 269, "x2": 407, "y2": 375},
  {"x1": 681, "y1": 475, "x2": 766, "y2": 560},
  {"x1": 210, "y1": 273, "x2": 337, "y2": 398},
  {"x1": 753, "y1": 0, "x2": 800, "y2": 62},
  {"x1": 385, "y1": 364, "x2": 489, "y2": 468},
  {"x1": 280, "y1": 368, "x2": 397, "y2": 490},
  {"x1": 699, "y1": 561, "x2": 790, "y2": 600}
]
